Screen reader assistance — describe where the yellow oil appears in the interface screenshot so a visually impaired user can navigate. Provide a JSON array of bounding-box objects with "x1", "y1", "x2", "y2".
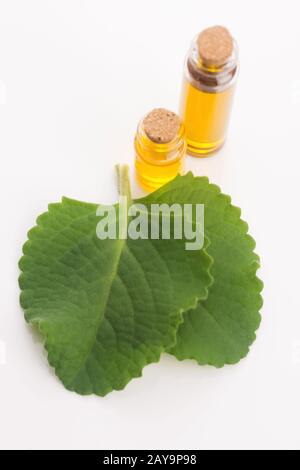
[
  {"x1": 180, "y1": 79, "x2": 235, "y2": 156},
  {"x1": 135, "y1": 124, "x2": 186, "y2": 192}
]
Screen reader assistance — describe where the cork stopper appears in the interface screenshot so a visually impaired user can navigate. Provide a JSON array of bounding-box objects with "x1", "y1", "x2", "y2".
[
  {"x1": 197, "y1": 26, "x2": 233, "y2": 67},
  {"x1": 143, "y1": 108, "x2": 181, "y2": 144}
]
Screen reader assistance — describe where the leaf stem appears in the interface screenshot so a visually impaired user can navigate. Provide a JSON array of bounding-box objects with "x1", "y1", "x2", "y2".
[{"x1": 115, "y1": 164, "x2": 132, "y2": 204}]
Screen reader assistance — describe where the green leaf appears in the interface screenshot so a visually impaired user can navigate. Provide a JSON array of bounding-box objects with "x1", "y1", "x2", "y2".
[
  {"x1": 19, "y1": 168, "x2": 212, "y2": 396},
  {"x1": 139, "y1": 173, "x2": 263, "y2": 367}
]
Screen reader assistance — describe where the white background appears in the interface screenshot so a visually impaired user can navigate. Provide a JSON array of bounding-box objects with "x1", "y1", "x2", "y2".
[{"x1": 0, "y1": 0, "x2": 299, "y2": 451}]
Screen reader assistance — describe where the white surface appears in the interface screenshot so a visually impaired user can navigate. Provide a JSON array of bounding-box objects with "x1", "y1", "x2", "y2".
[{"x1": 0, "y1": 0, "x2": 299, "y2": 451}]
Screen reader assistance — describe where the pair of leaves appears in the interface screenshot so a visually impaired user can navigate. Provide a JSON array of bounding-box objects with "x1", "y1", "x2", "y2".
[{"x1": 19, "y1": 169, "x2": 263, "y2": 396}]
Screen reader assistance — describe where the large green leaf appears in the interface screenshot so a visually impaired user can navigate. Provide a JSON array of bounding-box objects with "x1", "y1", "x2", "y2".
[
  {"x1": 140, "y1": 173, "x2": 263, "y2": 366},
  {"x1": 19, "y1": 168, "x2": 212, "y2": 396}
]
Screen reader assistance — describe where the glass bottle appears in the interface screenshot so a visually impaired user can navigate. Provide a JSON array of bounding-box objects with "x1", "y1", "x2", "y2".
[
  {"x1": 135, "y1": 108, "x2": 186, "y2": 191},
  {"x1": 180, "y1": 26, "x2": 239, "y2": 156}
]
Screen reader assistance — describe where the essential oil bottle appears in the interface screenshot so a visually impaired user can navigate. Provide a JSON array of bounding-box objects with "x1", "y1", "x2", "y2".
[
  {"x1": 135, "y1": 108, "x2": 186, "y2": 191},
  {"x1": 180, "y1": 26, "x2": 238, "y2": 156}
]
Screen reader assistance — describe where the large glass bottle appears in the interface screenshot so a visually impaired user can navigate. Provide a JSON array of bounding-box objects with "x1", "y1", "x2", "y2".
[{"x1": 180, "y1": 26, "x2": 239, "y2": 156}]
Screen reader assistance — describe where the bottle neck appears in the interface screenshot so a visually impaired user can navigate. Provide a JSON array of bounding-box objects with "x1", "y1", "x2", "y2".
[
  {"x1": 186, "y1": 37, "x2": 239, "y2": 93},
  {"x1": 135, "y1": 120, "x2": 186, "y2": 166}
]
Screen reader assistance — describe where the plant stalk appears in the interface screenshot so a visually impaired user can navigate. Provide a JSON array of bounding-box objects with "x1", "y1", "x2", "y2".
[{"x1": 115, "y1": 164, "x2": 132, "y2": 204}]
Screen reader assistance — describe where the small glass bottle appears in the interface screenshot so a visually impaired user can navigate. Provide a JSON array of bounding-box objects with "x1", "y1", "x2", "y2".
[
  {"x1": 179, "y1": 26, "x2": 239, "y2": 157},
  {"x1": 135, "y1": 108, "x2": 186, "y2": 191}
]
